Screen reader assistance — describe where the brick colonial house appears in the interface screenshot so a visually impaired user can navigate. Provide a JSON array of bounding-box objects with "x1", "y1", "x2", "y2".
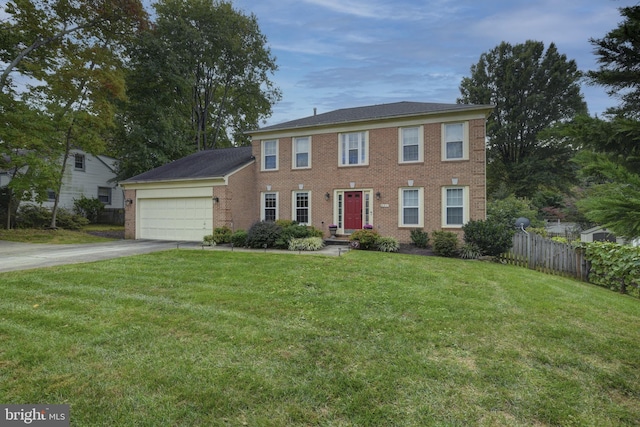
[{"x1": 121, "y1": 101, "x2": 493, "y2": 242}]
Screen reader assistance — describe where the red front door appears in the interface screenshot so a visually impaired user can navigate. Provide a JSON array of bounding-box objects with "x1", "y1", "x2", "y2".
[{"x1": 344, "y1": 191, "x2": 363, "y2": 231}]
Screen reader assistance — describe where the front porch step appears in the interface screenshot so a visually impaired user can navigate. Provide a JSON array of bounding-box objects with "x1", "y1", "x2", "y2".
[{"x1": 324, "y1": 236, "x2": 350, "y2": 246}]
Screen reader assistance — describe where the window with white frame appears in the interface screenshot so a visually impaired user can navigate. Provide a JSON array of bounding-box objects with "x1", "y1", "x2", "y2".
[
  {"x1": 262, "y1": 140, "x2": 278, "y2": 170},
  {"x1": 399, "y1": 187, "x2": 424, "y2": 227},
  {"x1": 293, "y1": 137, "x2": 311, "y2": 169},
  {"x1": 399, "y1": 126, "x2": 423, "y2": 163},
  {"x1": 74, "y1": 153, "x2": 85, "y2": 170},
  {"x1": 442, "y1": 122, "x2": 467, "y2": 161},
  {"x1": 339, "y1": 131, "x2": 368, "y2": 166},
  {"x1": 293, "y1": 191, "x2": 310, "y2": 224},
  {"x1": 443, "y1": 187, "x2": 468, "y2": 227},
  {"x1": 262, "y1": 192, "x2": 278, "y2": 221},
  {"x1": 98, "y1": 187, "x2": 112, "y2": 204}
]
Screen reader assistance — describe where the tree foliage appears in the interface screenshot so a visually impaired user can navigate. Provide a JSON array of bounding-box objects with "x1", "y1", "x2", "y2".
[
  {"x1": 114, "y1": 0, "x2": 281, "y2": 180},
  {"x1": 458, "y1": 40, "x2": 587, "y2": 199}
]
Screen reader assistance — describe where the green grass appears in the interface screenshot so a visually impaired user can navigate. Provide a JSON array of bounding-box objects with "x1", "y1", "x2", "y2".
[
  {"x1": 0, "y1": 225, "x2": 123, "y2": 243},
  {"x1": 1, "y1": 250, "x2": 639, "y2": 426}
]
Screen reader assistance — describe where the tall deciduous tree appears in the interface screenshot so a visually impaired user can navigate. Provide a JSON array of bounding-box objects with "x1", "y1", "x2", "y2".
[
  {"x1": 114, "y1": 0, "x2": 281, "y2": 180},
  {"x1": 458, "y1": 40, "x2": 587, "y2": 199},
  {"x1": 0, "y1": 0, "x2": 148, "y2": 228}
]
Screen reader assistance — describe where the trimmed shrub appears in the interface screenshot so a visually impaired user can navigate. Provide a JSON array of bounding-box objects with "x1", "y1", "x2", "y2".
[
  {"x1": 376, "y1": 236, "x2": 399, "y2": 252},
  {"x1": 462, "y1": 219, "x2": 515, "y2": 257},
  {"x1": 246, "y1": 221, "x2": 282, "y2": 249},
  {"x1": 16, "y1": 205, "x2": 51, "y2": 228},
  {"x1": 410, "y1": 229, "x2": 429, "y2": 248},
  {"x1": 230, "y1": 229, "x2": 248, "y2": 247},
  {"x1": 212, "y1": 226, "x2": 233, "y2": 244},
  {"x1": 275, "y1": 223, "x2": 323, "y2": 249},
  {"x1": 349, "y1": 229, "x2": 379, "y2": 250},
  {"x1": 73, "y1": 195, "x2": 104, "y2": 223},
  {"x1": 55, "y1": 208, "x2": 90, "y2": 230},
  {"x1": 288, "y1": 237, "x2": 325, "y2": 251},
  {"x1": 431, "y1": 230, "x2": 459, "y2": 257},
  {"x1": 202, "y1": 235, "x2": 216, "y2": 246}
]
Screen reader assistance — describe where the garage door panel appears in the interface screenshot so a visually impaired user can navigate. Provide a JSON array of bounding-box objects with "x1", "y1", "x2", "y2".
[{"x1": 138, "y1": 197, "x2": 212, "y2": 241}]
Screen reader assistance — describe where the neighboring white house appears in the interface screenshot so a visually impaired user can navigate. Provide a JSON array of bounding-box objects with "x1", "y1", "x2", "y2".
[
  {"x1": 2, "y1": 149, "x2": 124, "y2": 212},
  {"x1": 42, "y1": 149, "x2": 124, "y2": 211}
]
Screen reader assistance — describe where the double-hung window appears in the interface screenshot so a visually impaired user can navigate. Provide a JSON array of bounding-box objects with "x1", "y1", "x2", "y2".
[
  {"x1": 442, "y1": 122, "x2": 467, "y2": 161},
  {"x1": 293, "y1": 137, "x2": 310, "y2": 169},
  {"x1": 293, "y1": 191, "x2": 310, "y2": 224},
  {"x1": 262, "y1": 140, "x2": 278, "y2": 171},
  {"x1": 262, "y1": 192, "x2": 278, "y2": 222},
  {"x1": 443, "y1": 187, "x2": 467, "y2": 227},
  {"x1": 98, "y1": 187, "x2": 112, "y2": 204},
  {"x1": 399, "y1": 187, "x2": 424, "y2": 227},
  {"x1": 339, "y1": 132, "x2": 368, "y2": 166},
  {"x1": 399, "y1": 126, "x2": 423, "y2": 163},
  {"x1": 74, "y1": 153, "x2": 85, "y2": 171}
]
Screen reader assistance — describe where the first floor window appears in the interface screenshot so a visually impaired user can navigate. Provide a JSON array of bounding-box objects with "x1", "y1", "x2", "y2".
[
  {"x1": 399, "y1": 187, "x2": 424, "y2": 227},
  {"x1": 294, "y1": 191, "x2": 310, "y2": 224},
  {"x1": 98, "y1": 187, "x2": 112, "y2": 204},
  {"x1": 445, "y1": 187, "x2": 465, "y2": 226},
  {"x1": 47, "y1": 190, "x2": 56, "y2": 201},
  {"x1": 263, "y1": 192, "x2": 277, "y2": 222}
]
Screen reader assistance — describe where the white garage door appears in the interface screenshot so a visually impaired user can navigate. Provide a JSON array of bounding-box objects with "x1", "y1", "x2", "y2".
[{"x1": 138, "y1": 198, "x2": 213, "y2": 241}]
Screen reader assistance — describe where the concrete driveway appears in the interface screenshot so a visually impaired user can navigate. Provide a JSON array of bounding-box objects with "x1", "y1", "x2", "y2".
[{"x1": 0, "y1": 240, "x2": 194, "y2": 273}]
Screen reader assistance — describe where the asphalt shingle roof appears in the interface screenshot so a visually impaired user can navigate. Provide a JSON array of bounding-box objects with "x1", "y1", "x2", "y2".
[
  {"x1": 122, "y1": 146, "x2": 254, "y2": 183},
  {"x1": 250, "y1": 101, "x2": 493, "y2": 133}
]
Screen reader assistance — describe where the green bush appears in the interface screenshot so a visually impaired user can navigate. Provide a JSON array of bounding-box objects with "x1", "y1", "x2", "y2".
[
  {"x1": 202, "y1": 235, "x2": 216, "y2": 246},
  {"x1": 410, "y1": 229, "x2": 429, "y2": 248},
  {"x1": 376, "y1": 236, "x2": 399, "y2": 252},
  {"x1": 212, "y1": 226, "x2": 233, "y2": 244},
  {"x1": 349, "y1": 229, "x2": 379, "y2": 250},
  {"x1": 288, "y1": 237, "x2": 325, "y2": 251},
  {"x1": 55, "y1": 208, "x2": 90, "y2": 230},
  {"x1": 462, "y1": 219, "x2": 515, "y2": 257},
  {"x1": 230, "y1": 229, "x2": 247, "y2": 247},
  {"x1": 584, "y1": 242, "x2": 640, "y2": 297},
  {"x1": 275, "y1": 223, "x2": 323, "y2": 249},
  {"x1": 15, "y1": 205, "x2": 51, "y2": 228},
  {"x1": 459, "y1": 243, "x2": 482, "y2": 260},
  {"x1": 431, "y1": 230, "x2": 459, "y2": 257},
  {"x1": 246, "y1": 221, "x2": 282, "y2": 249},
  {"x1": 73, "y1": 195, "x2": 104, "y2": 223}
]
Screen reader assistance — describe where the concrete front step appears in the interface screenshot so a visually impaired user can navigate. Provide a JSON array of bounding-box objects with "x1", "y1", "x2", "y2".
[{"x1": 324, "y1": 237, "x2": 350, "y2": 246}]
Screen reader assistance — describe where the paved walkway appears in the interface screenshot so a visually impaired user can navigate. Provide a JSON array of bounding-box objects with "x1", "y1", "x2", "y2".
[{"x1": 0, "y1": 240, "x2": 349, "y2": 273}]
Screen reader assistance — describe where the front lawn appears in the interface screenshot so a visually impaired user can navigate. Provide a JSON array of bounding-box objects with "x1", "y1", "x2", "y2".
[
  {"x1": 1, "y1": 250, "x2": 639, "y2": 426},
  {"x1": 0, "y1": 225, "x2": 123, "y2": 244}
]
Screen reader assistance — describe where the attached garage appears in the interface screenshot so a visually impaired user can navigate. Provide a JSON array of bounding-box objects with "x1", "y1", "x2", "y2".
[
  {"x1": 121, "y1": 147, "x2": 255, "y2": 242},
  {"x1": 138, "y1": 197, "x2": 213, "y2": 241}
]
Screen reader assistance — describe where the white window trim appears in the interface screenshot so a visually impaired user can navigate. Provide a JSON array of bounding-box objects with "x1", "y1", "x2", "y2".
[
  {"x1": 261, "y1": 139, "x2": 279, "y2": 171},
  {"x1": 292, "y1": 136, "x2": 312, "y2": 169},
  {"x1": 292, "y1": 190, "x2": 311, "y2": 225},
  {"x1": 74, "y1": 153, "x2": 86, "y2": 171},
  {"x1": 339, "y1": 131, "x2": 369, "y2": 167},
  {"x1": 398, "y1": 126, "x2": 424, "y2": 163},
  {"x1": 441, "y1": 122, "x2": 469, "y2": 161},
  {"x1": 261, "y1": 191, "x2": 279, "y2": 221},
  {"x1": 441, "y1": 186, "x2": 469, "y2": 228},
  {"x1": 398, "y1": 187, "x2": 424, "y2": 228}
]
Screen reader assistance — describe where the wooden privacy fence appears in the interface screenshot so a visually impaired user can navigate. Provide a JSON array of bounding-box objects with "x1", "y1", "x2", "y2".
[{"x1": 499, "y1": 232, "x2": 589, "y2": 281}]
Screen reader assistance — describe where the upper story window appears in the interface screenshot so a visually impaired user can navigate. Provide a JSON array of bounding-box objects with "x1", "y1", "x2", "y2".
[
  {"x1": 442, "y1": 122, "x2": 468, "y2": 161},
  {"x1": 293, "y1": 137, "x2": 311, "y2": 169},
  {"x1": 339, "y1": 131, "x2": 368, "y2": 166},
  {"x1": 74, "y1": 153, "x2": 85, "y2": 171},
  {"x1": 399, "y1": 126, "x2": 424, "y2": 163},
  {"x1": 262, "y1": 140, "x2": 278, "y2": 171}
]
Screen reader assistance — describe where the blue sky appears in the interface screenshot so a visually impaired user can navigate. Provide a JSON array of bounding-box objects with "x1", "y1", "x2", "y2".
[{"x1": 221, "y1": 0, "x2": 637, "y2": 126}]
